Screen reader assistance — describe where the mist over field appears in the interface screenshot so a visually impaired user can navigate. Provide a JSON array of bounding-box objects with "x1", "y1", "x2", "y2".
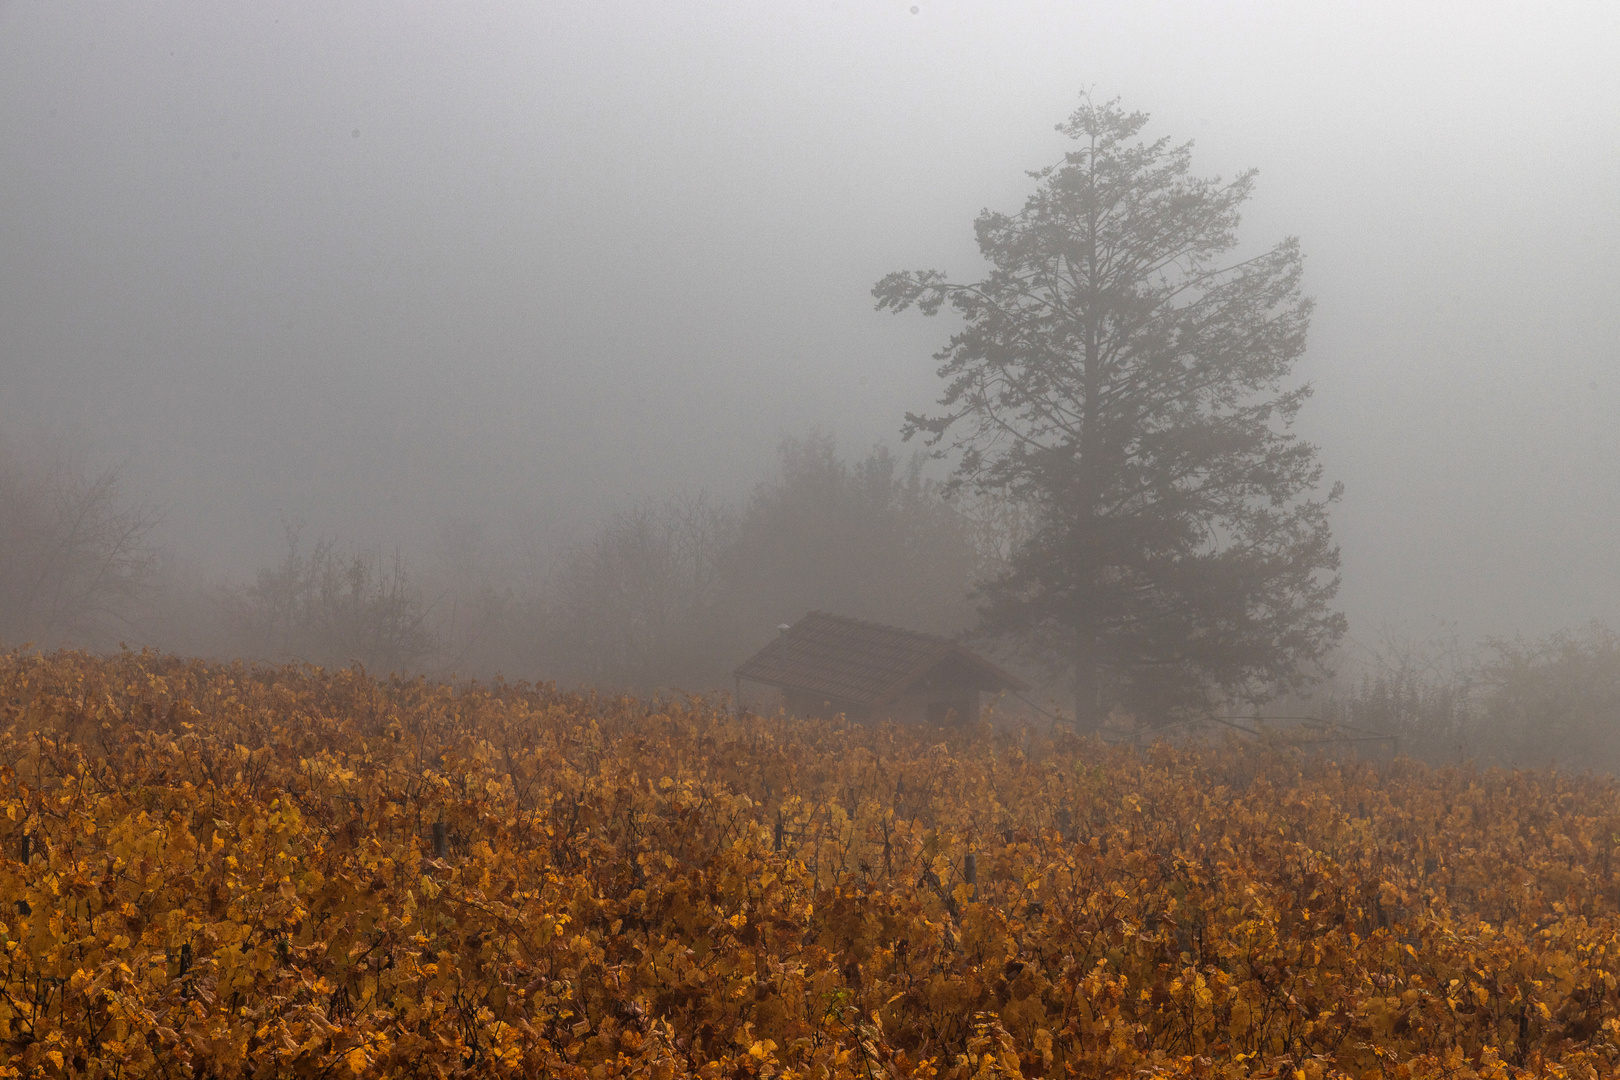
[{"x1": 3, "y1": 2, "x2": 1619, "y2": 754}]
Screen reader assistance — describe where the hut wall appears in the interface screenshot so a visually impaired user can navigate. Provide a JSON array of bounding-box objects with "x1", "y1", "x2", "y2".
[
  {"x1": 882, "y1": 687, "x2": 978, "y2": 726},
  {"x1": 782, "y1": 688, "x2": 870, "y2": 722}
]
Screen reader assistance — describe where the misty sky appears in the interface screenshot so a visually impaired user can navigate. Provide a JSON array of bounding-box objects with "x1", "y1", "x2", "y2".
[{"x1": 2, "y1": 1, "x2": 1618, "y2": 651}]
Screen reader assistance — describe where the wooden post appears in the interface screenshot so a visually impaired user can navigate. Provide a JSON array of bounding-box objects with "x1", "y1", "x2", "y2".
[
  {"x1": 964, "y1": 851, "x2": 977, "y2": 893},
  {"x1": 432, "y1": 821, "x2": 447, "y2": 860}
]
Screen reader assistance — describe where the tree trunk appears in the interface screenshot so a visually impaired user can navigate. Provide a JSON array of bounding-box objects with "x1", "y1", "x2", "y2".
[
  {"x1": 1073, "y1": 632, "x2": 1102, "y2": 734},
  {"x1": 1073, "y1": 173, "x2": 1104, "y2": 737}
]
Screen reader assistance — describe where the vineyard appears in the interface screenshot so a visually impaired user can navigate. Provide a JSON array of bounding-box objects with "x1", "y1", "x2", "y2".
[{"x1": 1, "y1": 650, "x2": 1619, "y2": 1078}]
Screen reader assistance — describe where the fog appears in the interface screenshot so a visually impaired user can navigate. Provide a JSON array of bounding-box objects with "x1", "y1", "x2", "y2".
[{"x1": 3, "y1": 1, "x2": 1619, "y2": 668}]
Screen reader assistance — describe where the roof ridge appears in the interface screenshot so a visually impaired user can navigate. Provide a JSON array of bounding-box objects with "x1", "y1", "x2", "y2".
[
  {"x1": 803, "y1": 610, "x2": 954, "y2": 645},
  {"x1": 735, "y1": 611, "x2": 1024, "y2": 706}
]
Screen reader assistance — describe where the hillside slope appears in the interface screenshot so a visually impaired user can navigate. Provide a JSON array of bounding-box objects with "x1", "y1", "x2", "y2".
[{"x1": 1, "y1": 649, "x2": 1617, "y2": 1078}]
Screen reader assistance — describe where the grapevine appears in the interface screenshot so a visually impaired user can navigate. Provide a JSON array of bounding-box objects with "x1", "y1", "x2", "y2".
[{"x1": 1, "y1": 647, "x2": 1617, "y2": 1078}]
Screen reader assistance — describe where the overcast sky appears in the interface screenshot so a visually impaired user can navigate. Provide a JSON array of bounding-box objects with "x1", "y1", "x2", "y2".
[{"x1": 2, "y1": 1, "x2": 1618, "y2": 649}]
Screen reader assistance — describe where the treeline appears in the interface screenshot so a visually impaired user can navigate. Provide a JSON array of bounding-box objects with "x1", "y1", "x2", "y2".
[
  {"x1": 10, "y1": 430, "x2": 1620, "y2": 771},
  {"x1": 0, "y1": 432, "x2": 1016, "y2": 693},
  {"x1": 499, "y1": 434, "x2": 1004, "y2": 691}
]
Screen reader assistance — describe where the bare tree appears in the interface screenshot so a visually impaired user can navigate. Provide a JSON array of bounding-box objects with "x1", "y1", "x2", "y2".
[
  {"x1": 540, "y1": 494, "x2": 734, "y2": 691},
  {"x1": 1476, "y1": 622, "x2": 1620, "y2": 772},
  {"x1": 0, "y1": 441, "x2": 160, "y2": 647},
  {"x1": 226, "y1": 521, "x2": 438, "y2": 672}
]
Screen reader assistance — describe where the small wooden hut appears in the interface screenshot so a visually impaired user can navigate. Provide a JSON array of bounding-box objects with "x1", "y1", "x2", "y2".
[{"x1": 733, "y1": 611, "x2": 1026, "y2": 724}]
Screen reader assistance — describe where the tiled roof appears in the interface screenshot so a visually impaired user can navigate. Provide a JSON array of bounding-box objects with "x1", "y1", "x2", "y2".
[{"x1": 733, "y1": 612, "x2": 1026, "y2": 705}]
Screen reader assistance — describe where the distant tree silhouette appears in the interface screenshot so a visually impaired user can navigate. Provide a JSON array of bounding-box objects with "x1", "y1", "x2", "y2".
[
  {"x1": 717, "y1": 434, "x2": 981, "y2": 647},
  {"x1": 527, "y1": 436, "x2": 987, "y2": 693}
]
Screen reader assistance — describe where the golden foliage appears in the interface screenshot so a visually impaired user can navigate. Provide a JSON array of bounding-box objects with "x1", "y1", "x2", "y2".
[{"x1": 1, "y1": 649, "x2": 1619, "y2": 1079}]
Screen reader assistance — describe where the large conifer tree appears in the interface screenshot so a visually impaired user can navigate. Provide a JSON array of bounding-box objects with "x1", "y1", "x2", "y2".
[{"x1": 874, "y1": 95, "x2": 1345, "y2": 725}]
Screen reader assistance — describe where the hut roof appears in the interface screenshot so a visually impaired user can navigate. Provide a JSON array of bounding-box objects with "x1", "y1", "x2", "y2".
[{"x1": 733, "y1": 611, "x2": 1026, "y2": 706}]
